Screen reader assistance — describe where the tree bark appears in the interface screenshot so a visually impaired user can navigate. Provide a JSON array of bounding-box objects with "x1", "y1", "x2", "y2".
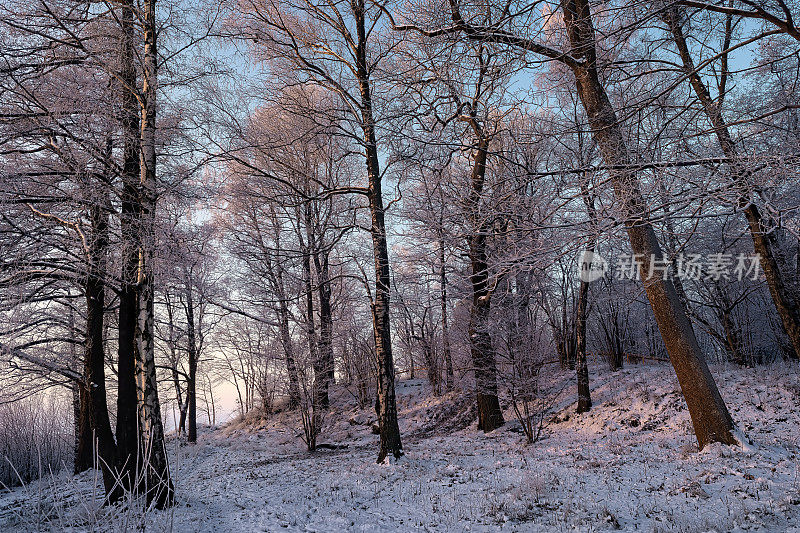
[
  {"x1": 421, "y1": 321, "x2": 439, "y2": 394},
  {"x1": 135, "y1": 0, "x2": 174, "y2": 507},
  {"x1": 70, "y1": 307, "x2": 93, "y2": 475},
  {"x1": 80, "y1": 191, "x2": 121, "y2": 501},
  {"x1": 561, "y1": 0, "x2": 736, "y2": 449},
  {"x1": 575, "y1": 184, "x2": 595, "y2": 413},
  {"x1": 663, "y1": 6, "x2": 800, "y2": 360},
  {"x1": 353, "y1": 0, "x2": 403, "y2": 462},
  {"x1": 115, "y1": 0, "x2": 141, "y2": 489},
  {"x1": 439, "y1": 239, "x2": 454, "y2": 391},
  {"x1": 316, "y1": 256, "x2": 335, "y2": 387},
  {"x1": 305, "y1": 203, "x2": 335, "y2": 388},
  {"x1": 185, "y1": 282, "x2": 198, "y2": 443},
  {"x1": 73, "y1": 382, "x2": 93, "y2": 474},
  {"x1": 713, "y1": 284, "x2": 747, "y2": 365},
  {"x1": 575, "y1": 274, "x2": 592, "y2": 413},
  {"x1": 467, "y1": 136, "x2": 504, "y2": 433}
]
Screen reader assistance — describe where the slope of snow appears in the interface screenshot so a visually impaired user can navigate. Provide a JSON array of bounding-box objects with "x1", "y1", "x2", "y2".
[{"x1": 2, "y1": 362, "x2": 799, "y2": 532}]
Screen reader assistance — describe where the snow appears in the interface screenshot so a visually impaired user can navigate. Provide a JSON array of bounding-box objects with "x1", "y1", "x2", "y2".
[{"x1": 2, "y1": 362, "x2": 799, "y2": 532}]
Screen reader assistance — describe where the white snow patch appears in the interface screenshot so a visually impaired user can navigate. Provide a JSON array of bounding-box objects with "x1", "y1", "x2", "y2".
[{"x1": 2, "y1": 362, "x2": 799, "y2": 531}]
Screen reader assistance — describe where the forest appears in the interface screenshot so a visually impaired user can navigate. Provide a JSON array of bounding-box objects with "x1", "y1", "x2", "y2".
[{"x1": 1, "y1": 0, "x2": 799, "y2": 531}]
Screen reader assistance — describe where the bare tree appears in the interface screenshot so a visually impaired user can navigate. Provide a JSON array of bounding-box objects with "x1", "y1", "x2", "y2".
[
  {"x1": 388, "y1": 0, "x2": 739, "y2": 449},
  {"x1": 225, "y1": 0, "x2": 404, "y2": 461}
]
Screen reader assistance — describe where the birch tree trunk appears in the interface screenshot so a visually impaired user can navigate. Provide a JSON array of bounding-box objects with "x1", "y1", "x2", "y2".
[
  {"x1": 303, "y1": 204, "x2": 330, "y2": 409},
  {"x1": 300, "y1": 234, "x2": 324, "y2": 410},
  {"x1": 70, "y1": 307, "x2": 92, "y2": 475},
  {"x1": 353, "y1": 0, "x2": 403, "y2": 462},
  {"x1": 135, "y1": 0, "x2": 174, "y2": 507},
  {"x1": 313, "y1": 242, "x2": 335, "y2": 389}
]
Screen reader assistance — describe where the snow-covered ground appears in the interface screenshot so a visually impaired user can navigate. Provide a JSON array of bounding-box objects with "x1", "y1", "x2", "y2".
[{"x1": 2, "y1": 362, "x2": 799, "y2": 532}]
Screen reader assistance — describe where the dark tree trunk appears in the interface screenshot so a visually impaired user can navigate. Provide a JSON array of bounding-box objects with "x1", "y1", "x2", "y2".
[
  {"x1": 187, "y1": 366, "x2": 197, "y2": 442},
  {"x1": 81, "y1": 197, "x2": 121, "y2": 501},
  {"x1": 664, "y1": 6, "x2": 800, "y2": 360},
  {"x1": 178, "y1": 398, "x2": 188, "y2": 435},
  {"x1": 307, "y1": 206, "x2": 335, "y2": 386},
  {"x1": 165, "y1": 293, "x2": 187, "y2": 435},
  {"x1": 471, "y1": 279, "x2": 504, "y2": 433},
  {"x1": 422, "y1": 332, "x2": 439, "y2": 395},
  {"x1": 367, "y1": 165, "x2": 403, "y2": 462},
  {"x1": 467, "y1": 137, "x2": 504, "y2": 433},
  {"x1": 562, "y1": 0, "x2": 736, "y2": 449},
  {"x1": 720, "y1": 307, "x2": 745, "y2": 365},
  {"x1": 575, "y1": 275, "x2": 592, "y2": 413},
  {"x1": 115, "y1": 0, "x2": 141, "y2": 491},
  {"x1": 317, "y1": 259, "x2": 335, "y2": 386},
  {"x1": 306, "y1": 204, "x2": 333, "y2": 408},
  {"x1": 713, "y1": 285, "x2": 747, "y2": 365},
  {"x1": 553, "y1": 306, "x2": 577, "y2": 371},
  {"x1": 353, "y1": 0, "x2": 403, "y2": 462},
  {"x1": 575, "y1": 271, "x2": 592, "y2": 414},
  {"x1": 185, "y1": 284, "x2": 198, "y2": 443},
  {"x1": 575, "y1": 183, "x2": 595, "y2": 413},
  {"x1": 73, "y1": 382, "x2": 93, "y2": 474},
  {"x1": 439, "y1": 239, "x2": 454, "y2": 391}
]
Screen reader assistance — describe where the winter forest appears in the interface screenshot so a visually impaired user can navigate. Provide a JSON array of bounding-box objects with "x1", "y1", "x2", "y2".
[{"x1": 1, "y1": 0, "x2": 800, "y2": 530}]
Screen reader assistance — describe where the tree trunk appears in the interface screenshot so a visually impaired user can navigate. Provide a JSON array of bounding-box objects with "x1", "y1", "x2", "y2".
[
  {"x1": 467, "y1": 136, "x2": 504, "y2": 433},
  {"x1": 305, "y1": 203, "x2": 332, "y2": 409},
  {"x1": 713, "y1": 284, "x2": 747, "y2": 365},
  {"x1": 135, "y1": 0, "x2": 174, "y2": 507},
  {"x1": 415, "y1": 310, "x2": 439, "y2": 393},
  {"x1": 317, "y1": 257, "x2": 335, "y2": 387},
  {"x1": 276, "y1": 273, "x2": 301, "y2": 409},
  {"x1": 264, "y1": 225, "x2": 302, "y2": 409},
  {"x1": 439, "y1": 239, "x2": 454, "y2": 391},
  {"x1": 178, "y1": 396, "x2": 188, "y2": 435},
  {"x1": 300, "y1": 233, "x2": 327, "y2": 411},
  {"x1": 664, "y1": 6, "x2": 800, "y2": 360},
  {"x1": 73, "y1": 382, "x2": 93, "y2": 474},
  {"x1": 575, "y1": 273, "x2": 592, "y2": 413},
  {"x1": 306, "y1": 204, "x2": 335, "y2": 387},
  {"x1": 70, "y1": 307, "x2": 92, "y2": 475},
  {"x1": 575, "y1": 184, "x2": 595, "y2": 413},
  {"x1": 81, "y1": 195, "x2": 121, "y2": 501},
  {"x1": 115, "y1": 0, "x2": 141, "y2": 489},
  {"x1": 353, "y1": 0, "x2": 403, "y2": 462},
  {"x1": 562, "y1": 0, "x2": 736, "y2": 449},
  {"x1": 185, "y1": 283, "x2": 198, "y2": 443}
]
